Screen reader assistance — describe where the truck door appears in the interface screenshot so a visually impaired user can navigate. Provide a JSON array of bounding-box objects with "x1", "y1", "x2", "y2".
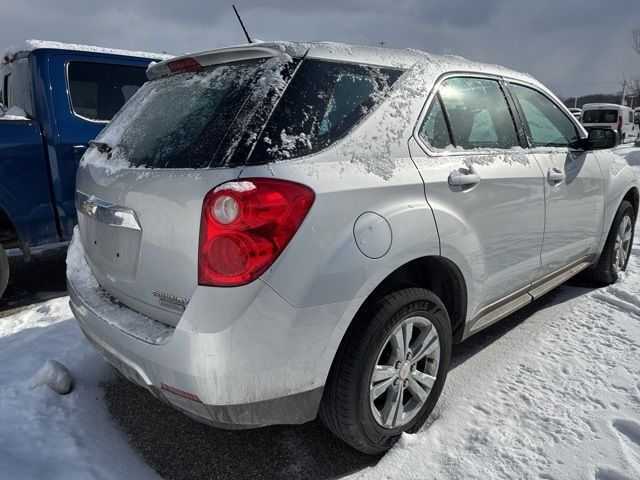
[
  {"x1": 47, "y1": 54, "x2": 151, "y2": 240},
  {"x1": 0, "y1": 119, "x2": 58, "y2": 247}
]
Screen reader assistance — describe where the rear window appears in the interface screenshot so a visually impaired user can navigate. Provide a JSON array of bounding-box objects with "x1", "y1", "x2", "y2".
[
  {"x1": 582, "y1": 109, "x2": 618, "y2": 124},
  {"x1": 95, "y1": 57, "x2": 401, "y2": 169},
  {"x1": 68, "y1": 62, "x2": 148, "y2": 122},
  {"x1": 249, "y1": 60, "x2": 402, "y2": 163},
  {"x1": 97, "y1": 56, "x2": 299, "y2": 169}
]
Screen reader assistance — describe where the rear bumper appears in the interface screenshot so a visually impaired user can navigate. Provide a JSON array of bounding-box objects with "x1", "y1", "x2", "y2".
[{"x1": 66, "y1": 232, "x2": 355, "y2": 428}]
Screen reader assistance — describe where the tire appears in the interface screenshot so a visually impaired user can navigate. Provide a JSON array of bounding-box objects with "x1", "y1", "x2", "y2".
[
  {"x1": 0, "y1": 245, "x2": 8, "y2": 299},
  {"x1": 586, "y1": 200, "x2": 635, "y2": 286},
  {"x1": 319, "y1": 288, "x2": 452, "y2": 454}
]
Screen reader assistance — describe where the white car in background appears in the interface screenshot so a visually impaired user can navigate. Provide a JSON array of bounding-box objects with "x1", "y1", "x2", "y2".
[{"x1": 581, "y1": 103, "x2": 638, "y2": 144}]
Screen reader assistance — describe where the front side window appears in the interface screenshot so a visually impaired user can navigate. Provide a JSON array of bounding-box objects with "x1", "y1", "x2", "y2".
[
  {"x1": 68, "y1": 62, "x2": 148, "y2": 122},
  {"x1": 510, "y1": 84, "x2": 579, "y2": 147},
  {"x1": 419, "y1": 77, "x2": 519, "y2": 150}
]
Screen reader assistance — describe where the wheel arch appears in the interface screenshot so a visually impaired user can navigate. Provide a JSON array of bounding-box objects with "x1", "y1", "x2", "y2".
[
  {"x1": 623, "y1": 186, "x2": 639, "y2": 217},
  {"x1": 341, "y1": 255, "x2": 468, "y2": 349},
  {"x1": 0, "y1": 203, "x2": 19, "y2": 249}
]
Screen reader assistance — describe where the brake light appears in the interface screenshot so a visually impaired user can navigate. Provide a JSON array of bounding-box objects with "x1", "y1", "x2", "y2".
[
  {"x1": 167, "y1": 57, "x2": 201, "y2": 74},
  {"x1": 618, "y1": 116, "x2": 622, "y2": 130},
  {"x1": 198, "y1": 179, "x2": 315, "y2": 287}
]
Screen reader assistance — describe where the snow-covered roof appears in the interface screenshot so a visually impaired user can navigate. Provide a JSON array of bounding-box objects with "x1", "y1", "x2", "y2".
[
  {"x1": 2, "y1": 39, "x2": 172, "y2": 65},
  {"x1": 149, "y1": 40, "x2": 534, "y2": 85}
]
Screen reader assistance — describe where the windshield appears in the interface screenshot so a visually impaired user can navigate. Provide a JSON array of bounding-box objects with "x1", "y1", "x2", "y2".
[
  {"x1": 97, "y1": 55, "x2": 298, "y2": 169},
  {"x1": 582, "y1": 109, "x2": 618, "y2": 124}
]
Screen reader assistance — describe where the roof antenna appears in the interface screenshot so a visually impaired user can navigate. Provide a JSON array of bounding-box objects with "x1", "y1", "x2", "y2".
[{"x1": 233, "y1": 5, "x2": 253, "y2": 44}]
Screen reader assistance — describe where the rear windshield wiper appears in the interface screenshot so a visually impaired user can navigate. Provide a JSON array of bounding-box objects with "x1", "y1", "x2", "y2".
[{"x1": 89, "y1": 140, "x2": 113, "y2": 154}]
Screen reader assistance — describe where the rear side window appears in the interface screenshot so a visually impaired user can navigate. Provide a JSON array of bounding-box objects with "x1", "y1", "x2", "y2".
[
  {"x1": 68, "y1": 62, "x2": 148, "y2": 122},
  {"x1": 420, "y1": 77, "x2": 519, "y2": 150},
  {"x1": 249, "y1": 60, "x2": 402, "y2": 162},
  {"x1": 581, "y1": 109, "x2": 618, "y2": 124},
  {"x1": 511, "y1": 84, "x2": 579, "y2": 147}
]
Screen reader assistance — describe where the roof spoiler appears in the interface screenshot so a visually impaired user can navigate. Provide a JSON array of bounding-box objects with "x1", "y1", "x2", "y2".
[{"x1": 146, "y1": 45, "x2": 286, "y2": 80}]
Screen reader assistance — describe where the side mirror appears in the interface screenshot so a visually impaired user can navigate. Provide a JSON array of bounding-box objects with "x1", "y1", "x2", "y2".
[{"x1": 584, "y1": 128, "x2": 618, "y2": 150}]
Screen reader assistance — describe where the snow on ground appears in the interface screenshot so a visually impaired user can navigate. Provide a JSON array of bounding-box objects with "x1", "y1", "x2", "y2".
[
  {"x1": 0, "y1": 146, "x2": 639, "y2": 480},
  {"x1": 0, "y1": 297, "x2": 159, "y2": 480}
]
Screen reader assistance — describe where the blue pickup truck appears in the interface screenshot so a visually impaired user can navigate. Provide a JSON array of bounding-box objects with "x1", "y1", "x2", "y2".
[{"x1": 0, "y1": 40, "x2": 169, "y2": 297}]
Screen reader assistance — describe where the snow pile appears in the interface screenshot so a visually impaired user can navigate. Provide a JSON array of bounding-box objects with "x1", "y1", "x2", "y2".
[
  {"x1": 66, "y1": 228, "x2": 174, "y2": 345},
  {"x1": 3, "y1": 39, "x2": 171, "y2": 64},
  {"x1": 30, "y1": 359, "x2": 73, "y2": 395},
  {"x1": 0, "y1": 297, "x2": 159, "y2": 479},
  {"x1": 0, "y1": 106, "x2": 29, "y2": 120}
]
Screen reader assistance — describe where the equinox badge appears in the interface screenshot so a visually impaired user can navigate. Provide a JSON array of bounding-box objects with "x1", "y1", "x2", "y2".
[{"x1": 153, "y1": 290, "x2": 190, "y2": 311}]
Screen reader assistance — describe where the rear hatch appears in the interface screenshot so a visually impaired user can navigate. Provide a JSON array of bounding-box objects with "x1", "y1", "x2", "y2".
[
  {"x1": 75, "y1": 50, "x2": 299, "y2": 326},
  {"x1": 75, "y1": 46, "x2": 404, "y2": 326}
]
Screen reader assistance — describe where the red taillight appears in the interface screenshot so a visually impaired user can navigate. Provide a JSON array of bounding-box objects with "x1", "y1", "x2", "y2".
[
  {"x1": 198, "y1": 179, "x2": 315, "y2": 287},
  {"x1": 167, "y1": 57, "x2": 201, "y2": 74},
  {"x1": 618, "y1": 116, "x2": 623, "y2": 130}
]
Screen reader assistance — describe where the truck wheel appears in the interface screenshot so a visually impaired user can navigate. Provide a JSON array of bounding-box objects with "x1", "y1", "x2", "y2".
[
  {"x1": 319, "y1": 288, "x2": 451, "y2": 454},
  {"x1": 0, "y1": 245, "x2": 8, "y2": 299},
  {"x1": 586, "y1": 200, "x2": 635, "y2": 286}
]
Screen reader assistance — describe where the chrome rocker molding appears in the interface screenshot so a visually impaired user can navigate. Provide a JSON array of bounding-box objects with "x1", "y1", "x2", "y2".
[{"x1": 466, "y1": 256, "x2": 593, "y2": 336}]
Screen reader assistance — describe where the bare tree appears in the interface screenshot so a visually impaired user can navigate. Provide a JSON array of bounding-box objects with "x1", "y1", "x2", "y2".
[{"x1": 633, "y1": 26, "x2": 640, "y2": 56}]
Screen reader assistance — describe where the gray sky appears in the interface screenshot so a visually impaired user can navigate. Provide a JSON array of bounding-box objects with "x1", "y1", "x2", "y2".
[{"x1": 2, "y1": 0, "x2": 639, "y2": 98}]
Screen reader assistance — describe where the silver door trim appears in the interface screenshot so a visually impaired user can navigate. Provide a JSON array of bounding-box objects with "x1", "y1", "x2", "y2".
[{"x1": 464, "y1": 255, "x2": 593, "y2": 338}]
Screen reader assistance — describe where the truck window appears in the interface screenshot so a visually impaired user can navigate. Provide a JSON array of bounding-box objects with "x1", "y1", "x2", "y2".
[{"x1": 67, "y1": 62, "x2": 148, "y2": 122}]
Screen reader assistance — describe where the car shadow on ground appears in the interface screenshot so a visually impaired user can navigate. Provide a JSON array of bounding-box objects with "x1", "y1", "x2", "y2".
[
  {"x1": 0, "y1": 248, "x2": 68, "y2": 318},
  {"x1": 105, "y1": 278, "x2": 595, "y2": 480}
]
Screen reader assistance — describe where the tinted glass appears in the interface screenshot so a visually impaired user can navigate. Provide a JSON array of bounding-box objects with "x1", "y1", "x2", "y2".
[
  {"x1": 97, "y1": 57, "x2": 298, "y2": 169},
  {"x1": 250, "y1": 59, "x2": 402, "y2": 162},
  {"x1": 436, "y1": 77, "x2": 519, "y2": 149},
  {"x1": 419, "y1": 95, "x2": 451, "y2": 149},
  {"x1": 9, "y1": 58, "x2": 34, "y2": 118},
  {"x1": 581, "y1": 109, "x2": 618, "y2": 124},
  {"x1": 68, "y1": 62, "x2": 148, "y2": 121},
  {"x1": 511, "y1": 84, "x2": 580, "y2": 147}
]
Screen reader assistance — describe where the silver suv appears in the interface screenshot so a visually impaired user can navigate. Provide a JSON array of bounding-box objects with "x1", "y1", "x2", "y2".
[{"x1": 68, "y1": 42, "x2": 638, "y2": 453}]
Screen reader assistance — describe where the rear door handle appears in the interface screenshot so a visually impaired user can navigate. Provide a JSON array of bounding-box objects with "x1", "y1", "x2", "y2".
[
  {"x1": 448, "y1": 169, "x2": 481, "y2": 187},
  {"x1": 547, "y1": 168, "x2": 565, "y2": 184}
]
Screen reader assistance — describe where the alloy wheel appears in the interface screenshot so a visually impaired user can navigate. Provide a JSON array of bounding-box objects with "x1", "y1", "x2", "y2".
[
  {"x1": 369, "y1": 316, "x2": 441, "y2": 429},
  {"x1": 613, "y1": 214, "x2": 633, "y2": 273}
]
